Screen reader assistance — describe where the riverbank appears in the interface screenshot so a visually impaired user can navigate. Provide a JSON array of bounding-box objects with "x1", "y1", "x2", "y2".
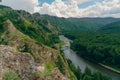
[
  {"x1": 59, "y1": 35, "x2": 120, "y2": 80},
  {"x1": 98, "y1": 63, "x2": 120, "y2": 74},
  {"x1": 79, "y1": 55, "x2": 120, "y2": 75},
  {"x1": 60, "y1": 35, "x2": 120, "y2": 74}
]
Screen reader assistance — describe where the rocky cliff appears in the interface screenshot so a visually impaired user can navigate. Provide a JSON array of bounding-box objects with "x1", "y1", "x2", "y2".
[
  {"x1": 0, "y1": 19, "x2": 69, "y2": 80},
  {"x1": 0, "y1": 45, "x2": 69, "y2": 80},
  {"x1": 0, "y1": 45, "x2": 35, "y2": 80},
  {"x1": 0, "y1": 5, "x2": 76, "y2": 80}
]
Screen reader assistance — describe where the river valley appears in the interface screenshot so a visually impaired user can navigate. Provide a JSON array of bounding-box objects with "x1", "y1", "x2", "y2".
[{"x1": 59, "y1": 35, "x2": 120, "y2": 80}]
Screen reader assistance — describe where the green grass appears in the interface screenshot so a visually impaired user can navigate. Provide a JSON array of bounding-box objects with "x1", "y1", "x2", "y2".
[
  {"x1": 59, "y1": 41, "x2": 65, "y2": 46},
  {"x1": 35, "y1": 61, "x2": 55, "y2": 78},
  {"x1": 44, "y1": 61, "x2": 55, "y2": 71},
  {"x1": 3, "y1": 70, "x2": 20, "y2": 80}
]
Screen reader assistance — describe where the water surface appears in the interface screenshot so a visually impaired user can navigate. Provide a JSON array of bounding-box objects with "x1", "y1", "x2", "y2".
[{"x1": 59, "y1": 35, "x2": 120, "y2": 80}]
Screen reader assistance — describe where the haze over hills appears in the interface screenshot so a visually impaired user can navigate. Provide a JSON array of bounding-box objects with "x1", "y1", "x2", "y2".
[
  {"x1": 99, "y1": 21, "x2": 120, "y2": 32},
  {"x1": 0, "y1": 5, "x2": 120, "y2": 80},
  {"x1": 36, "y1": 13, "x2": 120, "y2": 32}
]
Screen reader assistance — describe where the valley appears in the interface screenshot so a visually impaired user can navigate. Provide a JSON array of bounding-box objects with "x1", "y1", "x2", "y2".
[
  {"x1": 59, "y1": 35, "x2": 120, "y2": 80},
  {"x1": 0, "y1": 5, "x2": 120, "y2": 80}
]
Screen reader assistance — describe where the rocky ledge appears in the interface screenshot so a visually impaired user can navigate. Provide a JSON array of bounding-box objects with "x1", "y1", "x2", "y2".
[
  {"x1": 0, "y1": 45, "x2": 68, "y2": 80},
  {"x1": 0, "y1": 45, "x2": 35, "y2": 80}
]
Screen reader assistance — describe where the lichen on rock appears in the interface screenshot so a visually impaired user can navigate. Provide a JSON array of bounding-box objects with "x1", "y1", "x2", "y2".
[{"x1": 0, "y1": 45, "x2": 35, "y2": 80}]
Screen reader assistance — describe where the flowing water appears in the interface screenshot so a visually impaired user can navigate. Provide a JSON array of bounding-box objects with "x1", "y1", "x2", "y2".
[{"x1": 59, "y1": 35, "x2": 120, "y2": 80}]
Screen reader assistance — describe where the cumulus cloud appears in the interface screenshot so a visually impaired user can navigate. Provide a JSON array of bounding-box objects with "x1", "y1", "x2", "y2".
[
  {"x1": 38, "y1": 0, "x2": 120, "y2": 18},
  {"x1": 81, "y1": 0, "x2": 120, "y2": 17},
  {"x1": 0, "y1": 0, "x2": 39, "y2": 13},
  {"x1": 0, "y1": 0, "x2": 120, "y2": 18},
  {"x1": 38, "y1": 0, "x2": 80, "y2": 17},
  {"x1": 63, "y1": 0, "x2": 91, "y2": 5}
]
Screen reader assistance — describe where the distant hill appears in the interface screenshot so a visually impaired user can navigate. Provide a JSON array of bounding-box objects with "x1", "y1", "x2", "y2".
[
  {"x1": 35, "y1": 13, "x2": 120, "y2": 33},
  {"x1": 99, "y1": 21, "x2": 120, "y2": 32}
]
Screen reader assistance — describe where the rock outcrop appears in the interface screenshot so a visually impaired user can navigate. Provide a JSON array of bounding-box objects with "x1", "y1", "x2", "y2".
[
  {"x1": 0, "y1": 6, "x2": 72, "y2": 79},
  {"x1": 0, "y1": 45, "x2": 35, "y2": 80}
]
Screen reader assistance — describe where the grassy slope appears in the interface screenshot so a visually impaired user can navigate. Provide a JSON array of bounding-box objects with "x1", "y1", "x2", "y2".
[{"x1": 0, "y1": 5, "x2": 76, "y2": 79}]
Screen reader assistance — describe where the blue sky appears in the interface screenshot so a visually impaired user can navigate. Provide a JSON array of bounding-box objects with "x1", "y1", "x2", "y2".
[
  {"x1": 39, "y1": 0, "x2": 103, "y2": 8},
  {"x1": 78, "y1": 0, "x2": 103, "y2": 8},
  {"x1": 39, "y1": 0, "x2": 54, "y2": 5}
]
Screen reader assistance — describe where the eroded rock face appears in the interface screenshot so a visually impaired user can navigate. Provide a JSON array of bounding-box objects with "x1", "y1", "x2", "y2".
[{"x1": 0, "y1": 45, "x2": 35, "y2": 80}]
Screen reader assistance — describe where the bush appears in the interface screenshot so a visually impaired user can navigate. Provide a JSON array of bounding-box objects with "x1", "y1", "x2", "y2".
[{"x1": 3, "y1": 70, "x2": 19, "y2": 80}]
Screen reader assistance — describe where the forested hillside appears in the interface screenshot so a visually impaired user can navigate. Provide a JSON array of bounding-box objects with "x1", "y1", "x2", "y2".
[
  {"x1": 0, "y1": 4, "x2": 120, "y2": 80},
  {"x1": 39, "y1": 14, "x2": 120, "y2": 33},
  {"x1": 100, "y1": 21, "x2": 120, "y2": 32},
  {"x1": 35, "y1": 11, "x2": 120, "y2": 79},
  {"x1": 71, "y1": 32, "x2": 120, "y2": 68},
  {"x1": 0, "y1": 5, "x2": 76, "y2": 80}
]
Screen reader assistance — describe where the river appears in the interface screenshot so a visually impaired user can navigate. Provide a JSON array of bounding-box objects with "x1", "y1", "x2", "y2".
[{"x1": 59, "y1": 35, "x2": 120, "y2": 80}]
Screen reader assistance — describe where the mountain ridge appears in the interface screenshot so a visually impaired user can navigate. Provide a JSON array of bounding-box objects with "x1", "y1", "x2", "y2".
[{"x1": 0, "y1": 5, "x2": 75, "y2": 80}]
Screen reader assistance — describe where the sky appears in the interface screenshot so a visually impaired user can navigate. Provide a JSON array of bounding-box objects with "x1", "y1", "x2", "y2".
[{"x1": 0, "y1": 0, "x2": 120, "y2": 18}]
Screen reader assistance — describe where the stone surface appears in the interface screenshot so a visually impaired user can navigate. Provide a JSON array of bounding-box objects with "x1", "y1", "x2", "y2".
[{"x1": 0, "y1": 45, "x2": 35, "y2": 80}]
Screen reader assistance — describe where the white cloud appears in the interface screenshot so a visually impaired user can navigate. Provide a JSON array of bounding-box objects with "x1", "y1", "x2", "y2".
[
  {"x1": 38, "y1": 0, "x2": 80, "y2": 17},
  {"x1": 0, "y1": 0, "x2": 120, "y2": 18},
  {"x1": 38, "y1": 0, "x2": 120, "y2": 18},
  {"x1": 63, "y1": 0, "x2": 91, "y2": 5},
  {"x1": 81, "y1": 0, "x2": 120, "y2": 17},
  {"x1": 72, "y1": 0, "x2": 91, "y2": 4},
  {"x1": 0, "y1": 0, "x2": 39, "y2": 13}
]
